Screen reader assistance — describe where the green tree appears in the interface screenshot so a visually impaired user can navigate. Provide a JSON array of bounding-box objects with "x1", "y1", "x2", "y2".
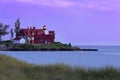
[
  {"x1": 10, "y1": 28, "x2": 14, "y2": 41},
  {"x1": 0, "y1": 23, "x2": 9, "y2": 41},
  {"x1": 68, "y1": 43, "x2": 72, "y2": 47},
  {"x1": 14, "y1": 18, "x2": 20, "y2": 37}
]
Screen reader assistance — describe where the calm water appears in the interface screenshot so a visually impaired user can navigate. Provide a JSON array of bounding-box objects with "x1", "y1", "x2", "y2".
[{"x1": 0, "y1": 45, "x2": 120, "y2": 68}]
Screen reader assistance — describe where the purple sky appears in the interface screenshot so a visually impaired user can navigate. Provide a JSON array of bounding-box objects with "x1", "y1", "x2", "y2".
[{"x1": 0, "y1": 0, "x2": 120, "y2": 45}]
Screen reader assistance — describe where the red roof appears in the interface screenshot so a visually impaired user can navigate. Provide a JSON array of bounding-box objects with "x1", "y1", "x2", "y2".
[{"x1": 19, "y1": 28, "x2": 45, "y2": 37}]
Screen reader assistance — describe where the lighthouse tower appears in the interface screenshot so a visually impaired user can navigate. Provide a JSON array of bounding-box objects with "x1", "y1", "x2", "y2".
[
  {"x1": 43, "y1": 25, "x2": 48, "y2": 34},
  {"x1": 43, "y1": 25, "x2": 46, "y2": 30}
]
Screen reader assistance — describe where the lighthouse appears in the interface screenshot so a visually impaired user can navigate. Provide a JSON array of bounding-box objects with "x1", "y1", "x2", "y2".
[
  {"x1": 13, "y1": 25, "x2": 55, "y2": 45},
  {"x1": 43, "y1": 25, "x2": 48, "y2": 34},
  {"x1": 43, "y1": 25, "x2": 47, "y2": 30}
]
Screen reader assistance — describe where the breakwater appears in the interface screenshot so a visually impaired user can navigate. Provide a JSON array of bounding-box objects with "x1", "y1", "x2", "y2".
[{"x1": 9, "y1": 48, "x2": 98, "y2": 51}]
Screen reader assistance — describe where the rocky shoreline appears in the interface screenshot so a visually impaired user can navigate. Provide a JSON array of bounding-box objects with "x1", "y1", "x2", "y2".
[
  {"x1": 0, "y1": 43, "x2": 98, "y2": 51},
  {"x1": 9, "y1": 48, "x2": 98, "y2": 51}
]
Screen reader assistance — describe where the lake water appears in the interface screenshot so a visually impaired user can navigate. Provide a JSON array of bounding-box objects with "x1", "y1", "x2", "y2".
[{"x1": 0, "y1": 45, "x2": 120, "y2": 68}]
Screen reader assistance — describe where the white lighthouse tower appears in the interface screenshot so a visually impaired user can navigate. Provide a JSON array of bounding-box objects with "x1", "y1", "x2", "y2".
[{"x1": 43, "y1": 25, "x2": 48, "y2": 35}]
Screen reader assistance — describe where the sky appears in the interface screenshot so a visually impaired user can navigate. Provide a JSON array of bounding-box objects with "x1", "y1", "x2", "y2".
[{"x1": 0, "y1": 0, "x2": 120, "y2": 45}]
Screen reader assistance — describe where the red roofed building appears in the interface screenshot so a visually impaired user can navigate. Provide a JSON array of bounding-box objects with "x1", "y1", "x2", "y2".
[{"x1": 13, "y1": 25, "x2": 55, "y2": 45}]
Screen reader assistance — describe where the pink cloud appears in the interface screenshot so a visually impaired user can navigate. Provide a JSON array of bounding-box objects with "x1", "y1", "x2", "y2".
[
  {"x1": 1, "y1": 0, "x2": 120, "y2": 10},
  {"x1": 17, "y1": 0, "x2": 78, "y2": 8},
  {"x1": 52, "y1": 0, "x2": 78, "y2": 7},
  {"x1": 79, "y1": 3, "x2": 111, "y2": 11},
  {"x1": 78, "y1": 0, "x2": 120, "y2": 11},
  {"x1": 17, "y1": 0, "x2": 120, "y2": 10}
]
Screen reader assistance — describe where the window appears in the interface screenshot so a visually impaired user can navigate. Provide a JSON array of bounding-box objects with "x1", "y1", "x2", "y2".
[
  {"x1": 38, "y1": 32, "x2": 40, "y2": 35},
  {"x1": 41, "y1": 39, "x2": 43, "y2": 41},
  {"x1": 45, "y1": 40, "x2": 48, "y2": 44}
]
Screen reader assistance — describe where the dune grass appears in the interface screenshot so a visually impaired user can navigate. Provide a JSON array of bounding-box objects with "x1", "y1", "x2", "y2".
[{"x1": 0, "y1": 54, "x2": 120, "y2": 80}]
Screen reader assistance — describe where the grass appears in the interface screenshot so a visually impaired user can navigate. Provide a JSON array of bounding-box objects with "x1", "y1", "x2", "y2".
[
  {"x1": 11, "y1": 42, "x2": 76, "y2": 50},
  {"x1": 0, "y1": 54, "x2": 120, "y2": 80},
  {"x1": 0, "y1": 40, "x2": 13, "y2": 45}
]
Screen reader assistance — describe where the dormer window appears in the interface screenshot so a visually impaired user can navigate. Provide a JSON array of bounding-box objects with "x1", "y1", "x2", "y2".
[{"x1": 38, "y1": 32, "x2": 40, "y2": 35}]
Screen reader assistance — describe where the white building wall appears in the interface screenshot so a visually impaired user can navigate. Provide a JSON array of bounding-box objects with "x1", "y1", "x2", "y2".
[
  {"x1": 19, "y1": 38, "x2": 26, "y2": 44},
  {"x1": 44, "y1": 30, "x2": 48, "y2": 35}
]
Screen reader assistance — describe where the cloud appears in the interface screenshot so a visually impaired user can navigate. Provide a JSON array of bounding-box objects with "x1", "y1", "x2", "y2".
[
  {"x1": 1, "y1": 0, "x2": 120, "y2": 10},
  {"x1": 78, "y1": 0, "x2": 120, "y2": 10},
  {"x1": 17, "y1": 0, "x2": 120, "y2": 10},
  {"x1": 17, "y1": 0, "x2": 78, "y2": 8},
  {"x1": 78, "y1": 2, "x2": 111, "y2": 10}
]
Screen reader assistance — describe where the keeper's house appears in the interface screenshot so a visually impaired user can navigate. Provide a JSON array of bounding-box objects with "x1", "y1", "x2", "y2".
[{"x1": 13, "y1": 25, "x2": 55, "y2": 45}]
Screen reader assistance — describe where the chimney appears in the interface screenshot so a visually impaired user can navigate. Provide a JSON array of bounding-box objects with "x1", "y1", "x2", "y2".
[
  {"x1": 27, "y1": 27, "x2": 29, "y2": 29},
  {"x1": 30, "y1": 27, "x2": 32, "y2": 29},
  {"x1": 27, "y1": 27, "x2": 29, "y2": 35},
  {"x1": 33, "y1": 26, "x2": 36, "y2": 29}
]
